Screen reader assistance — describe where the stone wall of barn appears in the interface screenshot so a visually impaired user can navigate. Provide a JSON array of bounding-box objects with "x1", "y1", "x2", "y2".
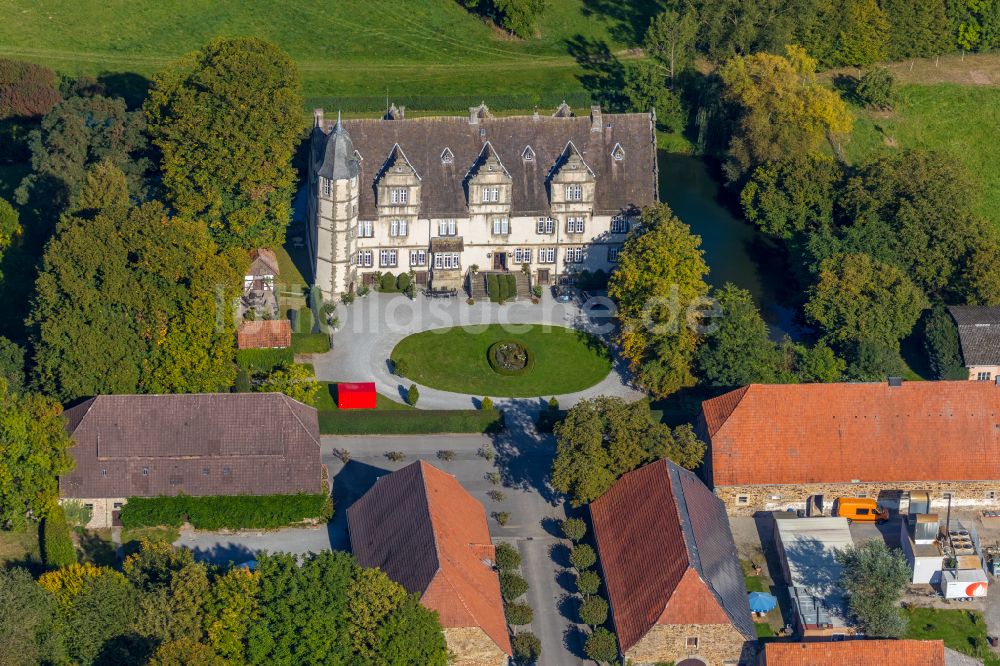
[
  {"x1": 623, "y1": 622, "x2": 750, "y2": 666},
  {"x1": 442, "y1": 627, "x2": 508, "y2": 666},
  {"x1": 715, "y1": 481, "x2": 1000, "y2": 516}
]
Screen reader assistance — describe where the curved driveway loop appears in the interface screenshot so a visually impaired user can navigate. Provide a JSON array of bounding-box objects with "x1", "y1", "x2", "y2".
[{"x1": 309, "y1": 291, "x2": 644, "y2": 410}]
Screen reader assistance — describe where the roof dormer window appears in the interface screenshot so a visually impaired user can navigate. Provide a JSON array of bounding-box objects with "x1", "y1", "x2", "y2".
[
  {"x1": 522, "y1": 146, "x2": 535, "y2": 161},
  {"x1": 441, "y1": 147, "x2": 454, "y2": 164},
  {"x1": 612, "y1": 143, "x2": 625, "y2": 161}
]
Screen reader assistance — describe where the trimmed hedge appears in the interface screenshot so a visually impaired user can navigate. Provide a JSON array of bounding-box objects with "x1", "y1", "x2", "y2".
[
  {"x1": 487, "y1": 274, "x2": 500, "y2": 302},
  {"x1": 119, "y1": 493, "x2": 332, "y2": 531},
  {"x1": 487, "y1": 340, "x2": 534, "y2": 376},
  {"x1": 380, "y1": 272, "x2": 398, "y2": 292},
  {"x1": 397, "y1": 273, "x2": 411, "y2": 291},
  {"x1": 42, "y1": 504, "x2": 77, "y2": 567},
  {"x1": 318, "y1": 409, "x2": 503, "y2": 435},
  {"x1": 504, "y1": 273, "x2": 517, "y2": 299},
  {"x1": 236, "y1": 347, "x2": 294, "y2": 372},
  {"x1": 292, "y1": 332, "x2": 331, "y2": 354}
]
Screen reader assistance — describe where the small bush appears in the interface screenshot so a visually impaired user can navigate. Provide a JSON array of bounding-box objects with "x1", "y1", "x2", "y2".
[
  {"x1": 488, "y1": 490, "x2": 506, "y2": 502},
  {"x1": 321, "y1": 302, "x2": 336, "y2": 317},
  {"x1": 561, "y1": 517, "x2": 587, "y2": 542},
  {"x1": 380, "y1": 272, "x2": 397, "y2": 292},
  {"x1": 42, "y1": 504, "x2": 77, "y2": 567},
  {"x1": 579, "y1": 595, "x2": 609, "y2": 626},
  {"x1": 505, "y1": 601, "x2": 534, "y2": 626},
  {"x1": 393, "y1": 358, "x2": 408, "y2": 377},
  {"x1": 385, "y1": 451, "x2": 406, "y2": 462},
  {"x1": 397, "y1": 272, "x2": 411, "y2": 291},
  {"x1": 532, "y1": 284, "x2": 542, "y2": 298},
  {"x1": 487, "y1": 471, "x2": 502, "y2": 485},
  {"x1": 500, "y1": 571, "x2": 529, "y2": 601},
  {"x1": 495, "y1": 542, "x2": 522, "y2": 570},
  {"x1": 477, "y1": 444, "x2": 495, "y2": 461},
  {"x1": 357, "y1": 284, "x2": 370, "y2": 297},
  {"x1": 436, "y1": 450, "x2": 455, "y2": 462},
  {"x1": 494, "y1": 511, "x2": 511, "y2": 526},
  {"x1": 512, "y1": 632, "x2": 541, "y2": 663},
  {"x1": 855, "y1": 67, "x2": 896, "y2": 110},
  {"x1": 334, "y1": 448, "x2": 351, "y2": 463},
  {"x1": 234, "y1": 368, "x2": 252, "y2": 393},
  {"x1": 481, "y1": 396, "x2": 494, "y2": 411},
  {"x1": 406, "y1": 384, "x2": 419, "y2": 406},
  {"x1": 62, "y1": 500, "x2": 93, "y2": 528},
  {"x1": 576, "y1": 570, "x2": 601, "y2": 596},
  {"x1": 570, "y1": 544, "x2": 597, "y2": 570},
  {"x1": 341, "y1": 291, "x2": 355, "y2": 305},
  {"x1": 584, "y1": 627, "x2": 618, "y2": 663},
  {"x1": 299, "y1": 307, "x2": 313, "y2": 334},
  {"x1": 548, "y1": 397, "x2": 559, "y2": 411},
  {"x1": 119, "y1": 493, "x2": 331, "y2": 530}
]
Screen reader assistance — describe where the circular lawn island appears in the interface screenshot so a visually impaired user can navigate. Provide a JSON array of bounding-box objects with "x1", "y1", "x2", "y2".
[{"x1": 390, "y1": 324, "x2": 611, "y2": 397}]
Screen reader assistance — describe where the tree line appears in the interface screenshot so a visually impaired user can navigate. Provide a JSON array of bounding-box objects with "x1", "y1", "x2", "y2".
[{"x1": 1, "y1": 542, "x2": 447, "y2": 666}]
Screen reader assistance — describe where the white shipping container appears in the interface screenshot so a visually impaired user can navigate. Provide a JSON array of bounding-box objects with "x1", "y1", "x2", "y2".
[{"x1": 941, "y1": 569, "x2": 989, "y2": 599}]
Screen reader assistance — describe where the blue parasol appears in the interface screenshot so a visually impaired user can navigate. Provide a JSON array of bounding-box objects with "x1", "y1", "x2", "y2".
[{"x1": 748, "y1": 591, "x2": 777, "y2": 613}]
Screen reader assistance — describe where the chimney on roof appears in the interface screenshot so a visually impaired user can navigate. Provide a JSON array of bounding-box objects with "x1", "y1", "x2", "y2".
[
  {"x1": 590, "y1": 105, "x2": 602, "y2": 132},
  {"x1": 313, "y1": 108, "x2": 324, "y2": 129},
  {"x1": 888, "y1": 376, "x2": 904, "y2": 387}
]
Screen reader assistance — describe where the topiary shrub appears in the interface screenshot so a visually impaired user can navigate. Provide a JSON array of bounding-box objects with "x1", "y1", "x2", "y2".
[
  {"x1": 406, "y1": 384, "x2": 419, "y2": 406},
  {"x1": 505, "y1": 273, "x2": 517, "y2": 298},
  {"x1": 505, "y1": 601, "x2": 534, "y2": 626},
  {"x1": 396, "y1": 272, "x2": 411, "y2": 291},
  {"x1": 234, "y1": 368, "x2": 252, "y2": 393},
  {"x1": 570, "y1": 544, "x2": 597, "y2": 570},
  {"x1": 42, "y1": 504, "x2": 77, "y2": 567},
  {"x1": 487, "y1": 274, "x2": 500, "y2": 302},
  {"x1": 561, "y1": 517, "x2": 586, "y2": 542},
  {"x1": 481, "y1": 396, "x2": 494, "y2": 411},
  {"x1": 576, "y1": 569, "x2": 601, "y2": 596},
  {"x1": 500, "y1": 572, "x2": 529, "y2": 601},
  {"x1": 584, "y1": 627, "x2": 618, "y2": 663},
  {"x1": 495, "y1": 542, "x2": 522, "y2": 570},
  {"x1": 393, "y1": 357, "x2": 408, "y2": 377},
  {"x1": 548, "y1": 396, "x2": 559, "y2": 411},
  {"x1": 299, "y1": 306, "x2": 313, "y2": 334},
  {"x1": 512, "y1": 632, "x2": 541, "y2": 663},
  {"x1": 579, "y1": 595, "x2": 609, "y2": 626},
  {"x1": 380, "y1": 272, "x2": 397, "y2": 292}
]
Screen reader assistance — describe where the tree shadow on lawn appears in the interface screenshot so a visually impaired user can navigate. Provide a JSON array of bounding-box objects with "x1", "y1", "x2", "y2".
[
  {"x1": 580, "y1": 0, "x2": 666, "y2": 46},
  {"x1": 329, "y1": 459, "x2": 392, "y2": 550},
  {"x1": 564, "y1": 34, "x2": 626, "y2": 111}
]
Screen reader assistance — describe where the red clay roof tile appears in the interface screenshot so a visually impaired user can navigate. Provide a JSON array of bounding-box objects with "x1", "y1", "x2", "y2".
[
  {"x1": 763, "y1": 639, "x2": 944, "y2": 665},
  {"x1": 703, "y1": 381, "x2": 1000, "y2": 486},
  {"x1": 237, "y1": 320, "x2": 291, "y2": 349}
]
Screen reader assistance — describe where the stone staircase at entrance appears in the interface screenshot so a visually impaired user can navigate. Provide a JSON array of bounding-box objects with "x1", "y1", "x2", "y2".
[{"x1": 466, "y1": 271, "x2": 532, "y2": 300}]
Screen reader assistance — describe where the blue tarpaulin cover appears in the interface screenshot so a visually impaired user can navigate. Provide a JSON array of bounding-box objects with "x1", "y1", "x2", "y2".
[{"x1": 748, "y1": 591, "x2": 777, "y2": 613}]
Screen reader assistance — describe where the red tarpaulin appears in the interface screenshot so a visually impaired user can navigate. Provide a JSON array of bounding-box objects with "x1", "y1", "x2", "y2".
[{"x1": 338, "y1": 382, "x2": 377, "y2": 409}]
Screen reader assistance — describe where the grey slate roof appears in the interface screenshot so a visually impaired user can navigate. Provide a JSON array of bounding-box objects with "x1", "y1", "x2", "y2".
[
  {"x1": 312, "y1": 110, "x2": 657, "y2": 219},
  {"x1": 60, "y1": 393, "x2": 322, "y2": 499},
  {"x1": 670, "y1": 462, "x2": 757, "y2": 641},
  {"x1": 316, "y1": 118, "x2": 361, "y2": 180},
  {"x1": 948, "y1": 305, "x2": 1000, "y2": 366}
]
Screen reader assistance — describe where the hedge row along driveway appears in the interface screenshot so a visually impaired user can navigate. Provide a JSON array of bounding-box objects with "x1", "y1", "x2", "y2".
[{"x1": 390, "y1": 324, "x2": 611, "y2": 397}]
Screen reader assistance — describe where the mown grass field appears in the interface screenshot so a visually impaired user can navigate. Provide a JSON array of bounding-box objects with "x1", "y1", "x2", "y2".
[
  {"x1": 0, "y1": 0, "x2": 652, "y2": 113},
  {"x1": 904, "y1": 607, "x2": 1000, "y2": 666},
  {"x1": 846, "y1": 83, "x2": 1000, "y2": 226}
]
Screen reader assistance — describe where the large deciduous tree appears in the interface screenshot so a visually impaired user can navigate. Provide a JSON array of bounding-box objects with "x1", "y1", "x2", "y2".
[
  {"x1": 551, "y1": 396, "x2": 705, "y2": 506},
  {"x1": 0, "y1": 380, "x2": 74, "y2": 528},
  {"x1": 805, "y1": 253, "x2": 927, "y2": 350},
  {"x1": 718, "y1": 45, "x2": 853, "y2": 182},
  {"x1": 30, "y1": 163, "x2": 240, "y2": 401},
  {"x1": 644, "y1": 8, "x2": 699, "y2": 83},
  {"x1": 836, "y1": 540, "x2": 910, "y2": 637},
  {"x1": 696, "y1": 283, "x2": 781, "y2": 386},
  {"x1": 740, "y1": 154, "x2": 840, "y2": 239},
  {"x1": 609, "y1": 203, "x2": 710, "y2": 397},
  {"x1": 0, "y1": 567, "x2": 63, "y2": 666},
  {"x1": 145, "y1": 37, "x2": 302, "y2": 250},
  {"x1": 882, "y1": 0, "x2": 951, "y2": 58}
]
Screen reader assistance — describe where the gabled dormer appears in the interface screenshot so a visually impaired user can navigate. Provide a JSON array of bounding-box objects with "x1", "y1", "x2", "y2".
[
  {"x1": 548, "y1": 141, "x2": 596, "y2": 213},
  {"x1": 465, "y1": 141, "x2": 512, "y2": 211},
  {"x1": 376, "y1": 144, "x2": 421, "y2": 213}
]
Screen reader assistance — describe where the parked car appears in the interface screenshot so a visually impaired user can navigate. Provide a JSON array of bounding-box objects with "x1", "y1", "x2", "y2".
[{"x1": 833, "y1": 497, "x2": 888, "y2": 524}]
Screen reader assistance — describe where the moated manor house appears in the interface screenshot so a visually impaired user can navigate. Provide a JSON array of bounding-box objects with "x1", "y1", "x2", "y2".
[{"x1": 307, "y1": 103, "x2": 657, "y2": 298}]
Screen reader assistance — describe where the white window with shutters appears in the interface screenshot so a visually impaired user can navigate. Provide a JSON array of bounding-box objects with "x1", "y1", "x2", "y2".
[
  {"x1": 482, "y1": 186, "x2": 500, "y2": 203},
  {"x1": 566, "y1": 247, "x2": 583, "y2": 263},
  {"x1": 322, "y1": 178, "x2": 332, "y2": 197},
  {"x1": 608, "y1": 247, "x2": 620, "y2": 263},
  {"x1": 409, "y1": 250, "x2": 427, "y2": 266},
  {"x1": 358, "y1": 220, "x2": 374, "y2": 238},
  {"x1": 566, "y1": 184, "x2": 583, "y2": 201},
  {"x1": 438, "y1": 220, "x2": 457, "y2": 236},
  {"x1": 566, "y1": 217, "x2": 585, "y2": 234},
  {"x1": 492, "y1": 217, "x2": 510, "y2": 235},
  {"x1": 538, "y1": 248, "x2": 556, "y2": 263},
  {"x1": 536, "y1": 217, "x2": 555, "y2": 234},
  {"x1": 389, "y1": 188, "x2": 408, "y2": 204},
  {"x1": 358, "y1": 250, "x2": 373, "y2": 267},
  {"x1": 389, "y1": 219, "x2": 408, "y2": 237},
  {"x1": 610, "y1": 214, "x2": 629, "y2": 234},
  {"x1": 379, "y1": 249, "x2": 398, "y2": 267}
]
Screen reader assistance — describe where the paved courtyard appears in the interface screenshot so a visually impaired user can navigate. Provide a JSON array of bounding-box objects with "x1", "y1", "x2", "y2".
[{"x1": 309, "y1": 289, "x2": 643, "y2": 409}]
